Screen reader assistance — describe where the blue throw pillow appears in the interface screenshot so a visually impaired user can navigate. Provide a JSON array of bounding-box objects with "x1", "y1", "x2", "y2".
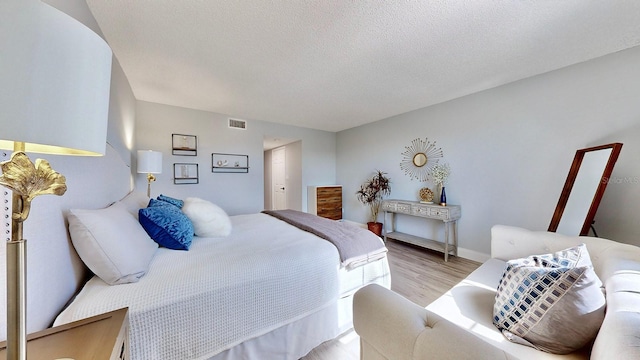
[
  {"x1": 157, "y1": 194, "x2": 184, "y2": 209},
  {"x1": 148, "y1": 198, "x2": 177, "y2": 208},
  {"x1": 139, "y1": 205, "x2": 194, "y2": 250}
]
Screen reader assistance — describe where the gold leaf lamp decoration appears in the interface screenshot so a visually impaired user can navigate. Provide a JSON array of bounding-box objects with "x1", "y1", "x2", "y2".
[{"x1": 0, "y1": 152, "x2": 67, "y2": 228}]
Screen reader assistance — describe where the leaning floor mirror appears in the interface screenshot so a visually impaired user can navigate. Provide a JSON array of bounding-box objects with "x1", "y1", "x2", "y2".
[{"x1": 548, "y1": 143, "x2": 623, "y2": 236}]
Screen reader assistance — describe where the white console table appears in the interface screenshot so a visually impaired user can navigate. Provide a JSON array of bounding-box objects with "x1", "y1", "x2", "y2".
[{"x1": 382, "y1": 199, "x2": 461, "y2": 262}]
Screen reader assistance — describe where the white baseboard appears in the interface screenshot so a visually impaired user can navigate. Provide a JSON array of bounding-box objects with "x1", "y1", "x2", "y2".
[{"x1": 457, "y1": 247, "x2": 490, "y2": 263}]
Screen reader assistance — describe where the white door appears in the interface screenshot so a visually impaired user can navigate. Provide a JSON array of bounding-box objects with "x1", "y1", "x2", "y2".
[{"x1": 272, "y1": 147, "x2": 287, "y2": 210}]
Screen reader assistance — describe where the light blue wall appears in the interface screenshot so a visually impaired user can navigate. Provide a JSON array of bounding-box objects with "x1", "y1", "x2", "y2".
[
  {"x1": 337, "y1": 46, "x2": 640, "y2": 259},
  {"x1": 135, "y1": 101, "x2": 336, "y2": 215}
]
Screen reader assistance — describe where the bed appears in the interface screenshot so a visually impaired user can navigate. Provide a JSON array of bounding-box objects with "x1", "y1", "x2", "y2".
[{"x1": 53, "y1": 191, "x2": 391, "y2": 360}]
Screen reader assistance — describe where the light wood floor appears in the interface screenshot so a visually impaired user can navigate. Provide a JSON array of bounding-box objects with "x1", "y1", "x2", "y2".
[{"x1": 301, "y1": 239, "x2": 481, "y2": 360}]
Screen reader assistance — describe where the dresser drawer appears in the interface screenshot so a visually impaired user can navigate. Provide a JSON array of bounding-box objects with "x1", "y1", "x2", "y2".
[
  {"x1": 317, "y1": 208, "x2": 342, "y2": 220},
  {"x1": 411, "y1": 204, "x2": 430, "y2": 216},
  {"x1": 382, "y1": 201, "x2": 396, "y2": 211},
  {"x1": 395, "y1": 202, "x2": 412, "y2": 214},
  {"x1": 430, "y1": 207, "x2": 449, "y2": 220},
  {"x1": 316, "y1": 186, "x2": 341, "y2": 196}
]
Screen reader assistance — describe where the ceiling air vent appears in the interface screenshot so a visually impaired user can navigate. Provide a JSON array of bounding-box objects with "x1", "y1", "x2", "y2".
[{"x1": 228, "y1": 118, "x2": 247, "y2": 130}]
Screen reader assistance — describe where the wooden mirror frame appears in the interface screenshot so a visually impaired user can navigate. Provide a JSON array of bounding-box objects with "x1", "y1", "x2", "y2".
[{"x1": 548, "y1": 143, "x2": 623, "y2": 235}]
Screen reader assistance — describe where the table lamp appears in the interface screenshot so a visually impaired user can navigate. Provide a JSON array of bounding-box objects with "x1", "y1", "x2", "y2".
[
  {"x1": 0, "y1": 1, "x2": 112, "y2": 359},
  {"x1": 137, "y1": 151, "x2": 163, "y2": 197}
]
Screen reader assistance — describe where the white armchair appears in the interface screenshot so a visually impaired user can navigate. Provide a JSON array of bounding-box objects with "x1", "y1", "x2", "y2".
[{"x1": 353, "y1": 225, "x2": 640, "y2": 360}]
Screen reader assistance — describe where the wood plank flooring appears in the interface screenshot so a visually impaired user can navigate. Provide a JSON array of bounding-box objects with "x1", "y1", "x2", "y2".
[{"x1": 302, "y1": 239, "x2": 481, "y2": 360}]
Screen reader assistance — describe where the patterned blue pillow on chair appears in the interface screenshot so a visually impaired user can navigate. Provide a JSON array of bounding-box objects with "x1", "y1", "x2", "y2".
[
  {"x1": 139, "y1": 205, "x2": 194, "y2": 250},
  {"x1": 493, "y1": 244, "x2": 605, "y2": 354}
]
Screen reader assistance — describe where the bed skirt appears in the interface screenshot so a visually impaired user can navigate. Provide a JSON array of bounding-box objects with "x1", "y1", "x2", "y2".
[{"x1": 211, "y1": 256, "x2": 391, "y2": 359}]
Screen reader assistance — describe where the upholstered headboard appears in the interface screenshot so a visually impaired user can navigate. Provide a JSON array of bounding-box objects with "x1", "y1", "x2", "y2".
[{"x1": 0, "y1": 143, "x2": 133, "y2": 340}]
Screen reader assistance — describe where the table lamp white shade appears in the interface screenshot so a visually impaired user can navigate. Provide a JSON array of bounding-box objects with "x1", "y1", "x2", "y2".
[
  {"x1": 137, "y1": 151, "x2": 163, "y2": 174},
  {"x1": 0, "y1": 2, "x2": 112, "y2": 360},
  {"x1": 138, "y1": 150, "x2": 162, "y2": 198},
  {"x1": 0, "y1": 0, "x2": 112, "y2": 155}
]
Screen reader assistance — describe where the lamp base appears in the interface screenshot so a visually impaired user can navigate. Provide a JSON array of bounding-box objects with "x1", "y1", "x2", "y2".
[
  {"x1": 146, "y1": 173, "x2": 156, "y2": 198},
  {"x1": 6, "y1": 239, "x2": 26, "y2": 360},
  {"x1": 0, "y1": 149, "x2": 67, "y2": 360}
]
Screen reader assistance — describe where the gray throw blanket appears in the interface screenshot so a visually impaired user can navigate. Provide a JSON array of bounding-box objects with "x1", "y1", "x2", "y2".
[{"x1": 262, "y1": 209, "x2": 387, "y2": 269}]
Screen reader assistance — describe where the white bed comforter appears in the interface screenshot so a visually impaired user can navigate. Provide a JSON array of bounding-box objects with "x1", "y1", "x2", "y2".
[{"x1": 55, "y1": 214, "x2": 341, "y2": 360}]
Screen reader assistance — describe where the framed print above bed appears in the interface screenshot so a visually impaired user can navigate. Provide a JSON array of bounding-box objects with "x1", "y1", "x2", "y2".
[
  {"x1": 172, "y1": 134, "x2": 197, "y2": 156},
  {"x1": 174, "y1": 163, "x2": 199, "y2": 184}
]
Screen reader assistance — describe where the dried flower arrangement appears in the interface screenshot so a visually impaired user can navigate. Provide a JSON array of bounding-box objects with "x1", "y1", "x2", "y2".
[{"x1": 356, "y1": 170, "x2": 391, "y2": 223}]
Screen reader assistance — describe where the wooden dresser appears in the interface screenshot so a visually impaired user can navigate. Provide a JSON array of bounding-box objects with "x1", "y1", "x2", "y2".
[
  {"x1": 0, "y1": 308, "x2": 129, "y2": 360},
  {"x1": 307, "y1": 185, "x2": 343, "y2": 220}
]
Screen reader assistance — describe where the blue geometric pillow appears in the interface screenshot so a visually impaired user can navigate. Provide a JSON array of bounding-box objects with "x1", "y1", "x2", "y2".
[
  {"x1": 493, "y1": 244, "x2": 605, "y2": 354},
  {"x1": 157, "y1": 194, "x2": 184, "y2": 209},
  {"x1": 139, "y1": 205, "x2": 194, "y2": 250}
]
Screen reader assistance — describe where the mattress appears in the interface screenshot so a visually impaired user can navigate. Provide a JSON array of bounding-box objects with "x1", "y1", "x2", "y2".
[{"x1": 55, "y1": 213, "x2": 388, "y2": 360}]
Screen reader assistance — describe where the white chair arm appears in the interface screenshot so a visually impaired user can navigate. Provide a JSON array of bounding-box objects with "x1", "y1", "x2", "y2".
[
  {"x1": 414, "y1": 312, "x2": 512, "y2": 360},
  {"x1": 353, "y1": 284, "x2": 427, "y2": 360},
  {"x1": 354, "y1": 284, "x2": 512, "y2": 360}
]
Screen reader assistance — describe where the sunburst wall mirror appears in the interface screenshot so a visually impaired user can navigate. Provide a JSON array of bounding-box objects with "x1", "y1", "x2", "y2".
[{"x1": 400, "y1": 138, "x2": 443, "y2": 181}]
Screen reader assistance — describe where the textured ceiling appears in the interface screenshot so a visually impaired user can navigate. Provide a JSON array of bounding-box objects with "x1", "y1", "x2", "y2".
[{"x1": 86, "y1": 1, "x2": 640, "y2": 132}]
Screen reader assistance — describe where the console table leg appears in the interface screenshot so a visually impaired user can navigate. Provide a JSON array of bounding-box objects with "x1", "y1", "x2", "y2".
[
  {"x1": 453, "y1": 220, "x2": 458, "y2": 257},
  {"x1": 383, "y1": 211, "x2": 387, "y2": 242},
  {"x1": 444, "y1": 221, "x2": 450, "y2": 262}
]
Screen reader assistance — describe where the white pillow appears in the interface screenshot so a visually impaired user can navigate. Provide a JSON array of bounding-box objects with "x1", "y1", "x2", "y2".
[
  {"x1": 117, "y1": 191, "x2": 150, "y2": 220},
  {"x1": 181, "y1": 197, "x2": 232, "y2": 237},
  {"x1": 68, "y1": 201, "x2": 158, "y2": 285}
]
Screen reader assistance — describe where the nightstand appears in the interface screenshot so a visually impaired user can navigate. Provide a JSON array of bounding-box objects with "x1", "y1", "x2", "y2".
[{"x1": 0, "y1": 308, "x2": 129, "y2": 360}]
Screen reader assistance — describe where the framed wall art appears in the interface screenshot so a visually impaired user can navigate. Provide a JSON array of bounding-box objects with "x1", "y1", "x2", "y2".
[
  {"x1": 212, "y1": 153, "x2": 249, "y2": 173},
  {"x1": 173, "y1": 163, "x2": 199, "y2": 184},
  {"x1": 172, "y1": 134, "x2": 197, "y2": 156}
]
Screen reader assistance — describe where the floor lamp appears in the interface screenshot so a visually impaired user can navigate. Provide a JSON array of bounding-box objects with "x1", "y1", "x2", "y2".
[
  {"x1": 137, "y1": 150, "x2": 163, "y2": 197},
  {"x1": 0, "y1": 1, "x2": 112, "y2": 359}
]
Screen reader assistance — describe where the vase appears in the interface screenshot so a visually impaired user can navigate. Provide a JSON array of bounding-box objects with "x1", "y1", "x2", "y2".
[
  {"x1": 440, "y1": 186, "x2": 447, "y2": 206},
  {"x1": 367, "y1": 222, "x2": 383, "y2": 237}
]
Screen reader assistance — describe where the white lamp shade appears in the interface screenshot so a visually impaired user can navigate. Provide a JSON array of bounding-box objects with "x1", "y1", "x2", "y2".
[
  {"x1": 0, "y1": 0, "x2": 112, "y2": 155},
  {"x1": 137, "y1": 151, "x2": 163, "y2": 174}
]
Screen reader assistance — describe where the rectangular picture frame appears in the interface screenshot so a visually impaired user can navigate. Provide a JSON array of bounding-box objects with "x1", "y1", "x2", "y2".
[
  {"x1": 172, "y1": 134, "x2": 197, "y2": 156},
  {"x1": 173, "y1": 163, "x2": 199, "y2": 184},
  {"x1": 212, "y1": 153, "x2": 249, "y2": 173}
]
